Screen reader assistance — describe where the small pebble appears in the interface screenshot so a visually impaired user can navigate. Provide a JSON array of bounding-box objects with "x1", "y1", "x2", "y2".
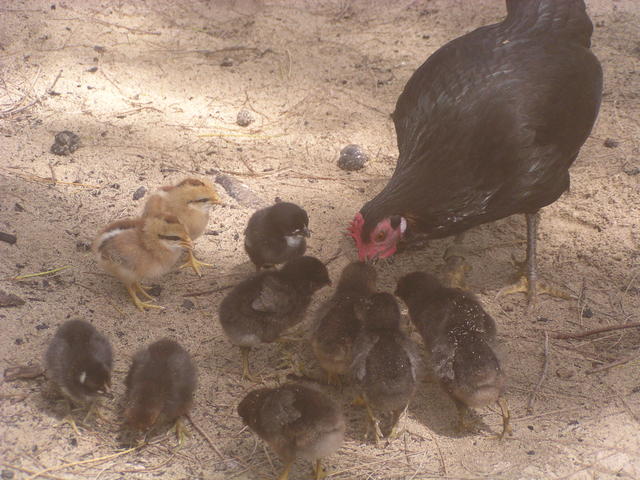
[
  {"x1": 526, "y1": 450, "x2": 535, "y2": 456},
  {"x1": 603, "y1": 138, "x2": 619, "y2": 148},
  {"x1": 623, "y1": 166, "x2": 639, "y2": 176},
  {"x1": 236, "y1": 109, "x2": 253, "y2": 127},
  {"x1": 15, "y1": 338, "x2": 24, "y2": 345},
  {"x1": 181, "y1": 299, "x2": 195, "y2": 310},
  {"x1": 147, "y1": 285, "x2": 162, "y2": 297},
  {"x1": 0, "y1": 232, "x2": 17, "y2": 245},
  {"x1": 86, "y1": 66, "x2": 98, "y2": 73},
  {"x1": 35, "y1": 323, "x2": 49, "y2": 331},
  {"x1": 132, "y1": 186, "x2": 147, "y2": 201},
  {"x1": 51, "y1": 130, "x2": 80, "y2": 156},
  {"x1": 556, "y1": 366, "x2": 574, "y2": 379},
  {"x1": 69, "y1": 437, "x2": 78, "y2": 447},
  {"x1": 221, "y1": 57, "x2": 234, "y2": 67},
  {"x1": 14, "y1": 203, "x2": 24, "y2": 212},
  {"x1": 337, "y1": 144, "x2": 368, "y2": 171},
  {"x1": 581, "y1": 307, "x2": 593, "y2": 318},
  {"x1": 0, "y1": 290, "x2": 25, "y2": 307},
  {"x1": 1, "y1": 469, "x2": 15, "y2": 479}
]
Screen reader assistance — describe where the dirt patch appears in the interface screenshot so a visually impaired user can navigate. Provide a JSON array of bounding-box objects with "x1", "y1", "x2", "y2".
[{"x1": 1, "y1": 1, "x2": 639, "y2": 479}]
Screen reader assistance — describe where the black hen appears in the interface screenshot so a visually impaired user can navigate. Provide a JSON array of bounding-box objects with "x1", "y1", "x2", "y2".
[
  {"x1": 219, "y1": 256, "x2": 331, "y2": 381},
  {"x1": 350, "y1": 0, "x2": 602, "y2": 301},
  {"x1": 244, "y1": 201, "x2": 310, "y2": 270},
  {"x1": 395, "y1": 272, "x2": 509, "y2": 438},
  {"x1": 124, "y1": 338, "x2": 197, "y2": 444}
]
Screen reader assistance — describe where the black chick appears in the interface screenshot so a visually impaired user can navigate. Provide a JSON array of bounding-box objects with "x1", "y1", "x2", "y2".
[
  {"x1": 44, "y1": 319, "x2": 112, "y2": 432},
  {"x1": 238, "y1": 382, "x2": 345, "y2": 480},
  {"x1": 244, "y1": 202, "x2": 310, "y2": 270},
  {"x1": 351, "y1": 293, "x2": 419, "y2": 444},
  {"x1": 395, "y1": 272, "x2": 510, "y2": 438},
  {"x1": 219, "y1": 256, "x2": 331, "y2": 381},
  {"x1": 311, "y1": 261, "x2": 377, "y2": 386},
  {"x1": 351, "y1": 0, "x2": 602, "y2": 303},
  {"x1": 124, "y1": 338, "x2": 197, "y2": 444}
]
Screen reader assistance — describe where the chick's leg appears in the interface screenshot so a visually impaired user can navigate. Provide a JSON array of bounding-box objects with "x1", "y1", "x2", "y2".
[
  {"x1": 313, "y1": 459, "x2": 327, "y2": 480},
  {"x1": 126, "y1": 284, "x2": 164, "y2": 311},
  {"x1": 134, "y1": 282, "x2": 155, "y2": 301},
  {"x1": 240, "y1": 346, "x2": 260, "y2": 382},
  {"x1": 180, "y1": 251, "x2": 213, "y2": 277},
  {"x1": 59, "y1": 399, "x2": 81, "y2": 436},
  {"x1": 388, "y1": 405, "x2": 408, "y2": 440},
  {"x1": 174, "y1": 417, "x2": 190, "y2": 446},
  {"x1": 364, "y1": 398, "x2": 383, "y2": 445},
  {"x1": 277, "y1": 461, "x2": 293, "y2": 480},
  {"x1": 442, "y1": 234, "x2": 472, "y2": 290},
  {"x1": 497, "y1": 212, "x2": 570, "y2": 304},
  {"x1": 496, "y1": 397, "x2": 512, "y2": 439}
]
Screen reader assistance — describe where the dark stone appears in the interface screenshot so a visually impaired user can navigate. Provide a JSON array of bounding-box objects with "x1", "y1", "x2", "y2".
[
  {"x1": 132, "y1": 186, "x2": 147, "y2": 201},
  {"x1": 181, "y1": 299, "x2": 195, "y2": 310},
  {"x1": 236, "y1": 109, "x2": 253, "y2": 127},
  {"x1": 337, "y1": 144, "x2": 368, "y2": 171},
  {"x1": 36, "y1": 323, "x2": 49, "y2": 330},
  {"x1": 623, "y1": 166, "x2": 640, "y2": 176},
  {"x1": 147, "y1": 285, "x2": 162, "y2": 297},
  {"x1": 603, "y1": 138, "x2": 619, "y2": 148},
  {"x1": 51, "y1": 130, "x2": 80, "y2": 155},
  {"x1": 14, "y1": 203, "x2": 24, "y2": 212},
  {"x1": 0, "y1": 232, "x2": 17, "y2": 245},
  {"x1": 1, "y1": 469, "x2": 15, "y2": 479},
  {"x1": 87, "y1": 66, "x2": 98, "y2": 73},
  {"x1": 581, "y1": 307, "x2": 593, "y2": 318},
  {"x1": 220, "y1": 57, "x2": 234, "y2": 67}
]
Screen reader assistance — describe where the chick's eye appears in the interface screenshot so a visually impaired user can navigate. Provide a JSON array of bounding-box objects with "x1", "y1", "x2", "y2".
[
  {"x1": 159, "y1": 234, "x2": 181, "y2": 241},
  {"x1": 375, "y1": 231, "x2": 387, "y2": 242}
]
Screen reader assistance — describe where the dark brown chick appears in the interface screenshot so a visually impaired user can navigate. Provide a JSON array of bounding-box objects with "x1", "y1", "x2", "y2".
[
  {"x1": 310, "y1": 262, "x2": 377, "y2": 386},
  {"x1": 44, "y1": 320, "x2": 112, "y2": 432},
  {"x1": 238, "y1": 382, "x2": 345, "y2": 480},
  {"x1": 219, "y1": 256, "x2": 331, "y2": 381},
  {"x1": 395, "y1": 271, "x2": 510, "y2": 438},
  {"x1": 351, "y1": 293, "x2": 419, "y2": 444},
  {"x1": 244, "y1": 202, "x2": 310, "y2": 270},
  {"x1": 124, "y1": 338, "x2": 197, "y2": 444}
]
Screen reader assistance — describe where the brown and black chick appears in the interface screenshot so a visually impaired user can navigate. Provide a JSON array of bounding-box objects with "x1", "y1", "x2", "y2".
[
  {"x1": 395, "y1": 271, "x2": 510, "y2": 438},
  {"x1": 244, "y1": 202, "x2": 310, "y2": 270},
  {"x1": 219, "y1": 256, "x2": 331, "y2": 381},
  {"x1": 44, "y1": 320, "x2": 112, "y2": 432},
  {"x1": 351, "y1": 293, "x2": 419, "y2": 444},
  {"x1": 143, "y1": 178, "x2": 220, "y2": 276},
  {"x1": 311, "y1": 261, "x2": 377, "y2": 386},
  {"x1": 238, "y1": 382, "x2": 345, "y2": 480},
  {"x1": 123, "y1": 338, "x2": 197, "y2": 445}
]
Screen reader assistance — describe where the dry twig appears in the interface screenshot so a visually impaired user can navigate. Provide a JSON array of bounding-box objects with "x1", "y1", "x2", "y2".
[{"x1": 553, "y1": 322, "x2": 640, "y2": 340}]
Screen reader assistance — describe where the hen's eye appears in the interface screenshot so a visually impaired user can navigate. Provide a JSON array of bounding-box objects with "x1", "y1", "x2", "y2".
[{"x1": 375, "y1": 231, "x2": 387, "y2": 242}]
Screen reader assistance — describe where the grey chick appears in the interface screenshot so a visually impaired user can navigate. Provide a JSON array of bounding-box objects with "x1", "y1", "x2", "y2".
[
  {"x1": 44, "y1": 319, "x2": 112, "y2": 432},
  {"x1": 311, "y1": 261, "x2": 377, "y2": 386},
  {"x1": 124, "y1": 338, "x2": 197, "y2": 445},
  {"x1": 219, "y1": 256, "x2": 331, "y2": 381},
  {"x1": 351, "y1": 293, "x2": 419, "y2": 444},
  {"x1": 244, "y1": 202, "x2": 310, "y2": 270},
  {"x1": 238, "y1": 382, "x2": 345, "y2": 480},
  {"x1": 395, "y1": 271, "x2": 510, "y2": 438}
]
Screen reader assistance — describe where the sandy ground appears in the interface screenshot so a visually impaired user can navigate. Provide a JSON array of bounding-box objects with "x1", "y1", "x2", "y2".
[{"x1": 1, "y1": 0, "x2": 639, "y2": 479}]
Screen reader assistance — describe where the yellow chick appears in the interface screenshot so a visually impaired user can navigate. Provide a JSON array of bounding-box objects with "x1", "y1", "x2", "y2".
[
  {"x1": 143, "y1": 178, "x2": 220, "y2": 276},
  {"x1": 93, "y1": 214, "x2": 193, "y2": 311}
]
